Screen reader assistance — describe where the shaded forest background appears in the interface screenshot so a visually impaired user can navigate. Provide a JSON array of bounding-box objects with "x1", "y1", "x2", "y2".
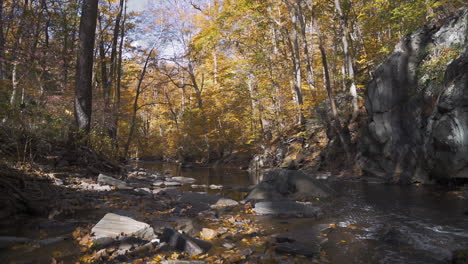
[{"x1": 0, "y1": 0, "x2": 464, "y2": 163}]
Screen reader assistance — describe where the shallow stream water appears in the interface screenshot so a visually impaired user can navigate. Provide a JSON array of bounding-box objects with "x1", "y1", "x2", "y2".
[
  {"x1": 1, "y1": 162, "x2": 467, "y2": 263},
  {"x1": 135, "y1": 162, "x2": 468, "y2": 263}
]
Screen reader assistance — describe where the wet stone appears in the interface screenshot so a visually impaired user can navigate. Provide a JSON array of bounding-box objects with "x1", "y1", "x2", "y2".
[
  {"x1": 168, "y1": 177, "x2": 196, "y2": 184},
  {"x1": 161, "y1": 228, "x2": 212, "y2": 256},
  {"x1": 211, "y1": 198, "x2": 239, "y2": 208},
  {"x1": 98, "y1": 174, "x2": 131, "y2": 189},
  {"x1": 253, "y1": 201, "x2": 321, "y2": 218},
  {"x1": 164, "y1": 181, "x2": 182, "y2": 187}
]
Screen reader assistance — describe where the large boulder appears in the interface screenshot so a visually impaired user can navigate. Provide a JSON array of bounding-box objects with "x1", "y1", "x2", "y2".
[
  {"x1": 361, "y1": 8, "x2": 468, "y2": 183},
  {"x1": 245, "y1": 169, "x2": 334, "y2": 201}
]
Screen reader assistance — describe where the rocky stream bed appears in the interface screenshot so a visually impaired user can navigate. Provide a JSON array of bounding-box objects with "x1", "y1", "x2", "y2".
[{"x1": 1, "y1": 164, "x2": 468, "y2": 264}]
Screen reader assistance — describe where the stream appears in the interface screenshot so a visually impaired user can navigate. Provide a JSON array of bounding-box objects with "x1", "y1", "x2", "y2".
[
  {"x1": 134, "y1": 162, "x2": 468, "y2": 263},
  {"x1": 1, "y1": 162, "x2": 468, "y2": 263}
]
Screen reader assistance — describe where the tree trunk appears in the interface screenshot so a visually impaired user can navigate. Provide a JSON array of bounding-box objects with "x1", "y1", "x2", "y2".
[
  {"x1": 124, "y1": 48, "x2": 154, "y2": 158},
  {"x1": 319, "y1": 36, "x2": 351, "y2": 162},
  {"x1": 9, "y1": 0, "x2": 28, "y2": 106},
  {"x1": 108, "y1": 0, "x2": 125, "y2": 106},
  {"x1": 98, "y1": 16, "x2": 109, "y2": 100},
  {"x1": 98, "y1": 15, "x2": 109, "y2": 99},
  {"x1": 0, "y1": 0, "x2": 5, "y2": 80},
  {"x1": 296, "y1": 0, "x2": 316, "y2": 93},
  {"x1": 334, "y1": 0, "x2": 359, "y2": 121},
  {"x1": 74, "y1": 0, "x2": 98, "y2": 134},
  {"x1": 113, "y1": 0, "x2": 127, "y2": 151},
  {"x1": 284, "y1": 1, "x2": 305, "y2": 125}
]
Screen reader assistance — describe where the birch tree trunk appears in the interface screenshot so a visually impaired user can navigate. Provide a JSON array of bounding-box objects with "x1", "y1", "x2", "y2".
[{"x1": 334, "y1": 0, "x2": 359, "y2": 121}]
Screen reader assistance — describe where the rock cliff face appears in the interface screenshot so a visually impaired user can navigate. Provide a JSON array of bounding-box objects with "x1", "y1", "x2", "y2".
[{"x1": 361, "y1": 8, "x2": 468, "y2": 183}]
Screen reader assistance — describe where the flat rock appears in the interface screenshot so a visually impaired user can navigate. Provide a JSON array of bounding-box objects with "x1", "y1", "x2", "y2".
[
  {"x1": 98, "y1": 174, "x2": 130, "y2": 189},
  {"x1": 91, "y1": 213, "x2": 156, "y2": 245},
  {"x1": 161, "y1": 228, "x2": 212, "y2": 256},
  {"x1": 211, "y1": 198, "x2": 239, "y2": 208},
  {"x1": 164, "y1": 181, "x2": 182, "y2": 187},
  {"x1": 254, "y1": 201, "x2": 321, "y2": 218},
  {"x1": 153, "y1": 180, "x2": 165, "y2": 187},
  {"x1": 200, "y1": 228, "x2": 217, "y2": 240},
  {"x1": 168, "y1": 177, "x2": 196, "y2": 184}
]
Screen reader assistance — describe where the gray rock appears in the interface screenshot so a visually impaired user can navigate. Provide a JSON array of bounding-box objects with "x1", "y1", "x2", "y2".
[
  {"x1": 246, "y1": 169, "x2": 334, "y2": 201},
  {"x1": 245, "y1": 182, "x2": 284, "y2": 201},
  {"x1": 211, "y1": 198, "x2": 239, "y2": 208},
  {"x1": 361, "y1": 8, "x2": 468, "y2": 183},
  {"x1": 0, "y1": 236, "x2": 32, "y2": 249},
  {"x1": 209, "y1": 184, "x2": 223, "y2": 190},
  {"x1": 173, "y1": 218, "x2": 201, "y2": 237},
  {"x1": 254, "y1": 201, "x2": 321, "y2": 218},
  {"x1": 97, "y1": 174, "x2": 131, "y2": 189},
  {"x1": 153, "y1": 180, "x2": 165, "y2": 187},
  {"x1": 164, "y1": 181, "x2": 182, "y2": 187},
  {"x1": 160, "y1": 228, "x2": 212, "y2": 256},
  {"x1": 200, "y1": 228, "x2": 217, "y2": 240},
  {"x1": 222, "y1": 242, "x2": 235, "y2": 249},
  {"x1": 168, "y1": 177, "x2": 196, "y2": 184},
  {"x1": 91, "y1": 213, "x2": 156, "y2": 245}
]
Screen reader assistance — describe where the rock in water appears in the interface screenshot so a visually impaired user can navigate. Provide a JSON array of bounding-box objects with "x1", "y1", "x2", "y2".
[
  {"x1": 168, "y1": 177, "x2": 196, "y2": 184},
  {"x1": 254, "y1": 201, "x2": 321, "y2": 218},
  {"x1": 91, "y1": 213, "x2": 156, "y2": 245},
  {"x1": 160, "y1": 228, "x2": 212, "y2": 256},
  {"x1": 97, "y1": 174, "x2": 130, "y2": 189},
  {"x1": 164, "y1": 181, "x2": 182, "y2": 187},
  {"x1": 211, "y1": 198, "x2": 239, "y2": 208},
  {"x1": 246, "y1": 169, "x2": 334, "y2": 201},
  {"x1": 361, "y1": 8, "x2": 468, "y2": 183}
]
